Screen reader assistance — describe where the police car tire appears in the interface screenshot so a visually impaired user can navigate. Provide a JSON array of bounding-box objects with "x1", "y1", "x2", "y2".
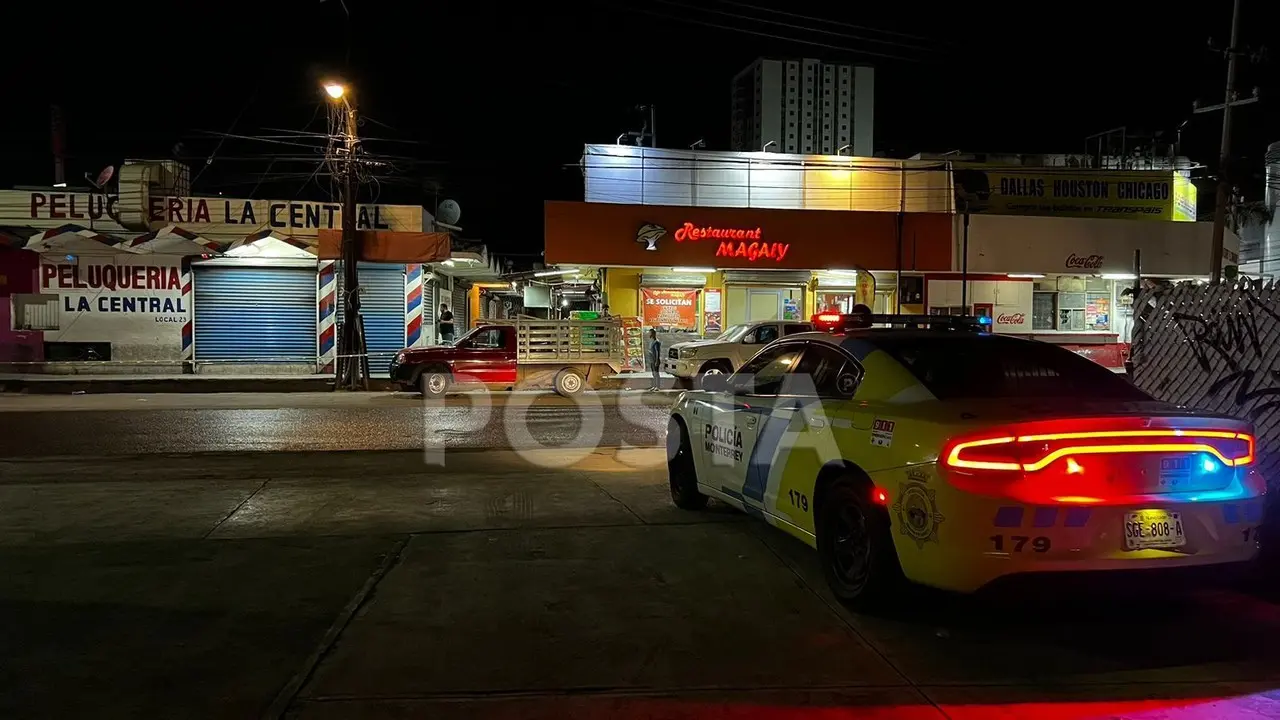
[
  {"x1": 817, "y1": 481, "x2": 900, "y2": 609},
  {"x1": 667, "y1": 418, "x2": 708, "y2": 510}
]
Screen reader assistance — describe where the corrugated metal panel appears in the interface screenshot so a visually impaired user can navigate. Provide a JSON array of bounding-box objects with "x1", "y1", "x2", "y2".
[
  {"x1": 641, "y1": 273, "x2": 707, "y2": 288},
  {"x1": 354, "y1": 263, "x2": 405, "y2": 363},
  {"x1": 452, "y1": 282, "x2": 468, "y2": 332},
  {"x1": 723, "y1": 270, "x2": 812, "y2": 285},
  {"x1": 421, "y1": 279, "x2": 435, "y2": 338},
  {"x1": 193, "y1": 267, "x2": 315, "y2": 362}
]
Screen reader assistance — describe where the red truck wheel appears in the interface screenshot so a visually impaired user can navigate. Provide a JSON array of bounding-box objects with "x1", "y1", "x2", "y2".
[{"x1": 419, "y1": 369, "x2": 450, "y2": 398}]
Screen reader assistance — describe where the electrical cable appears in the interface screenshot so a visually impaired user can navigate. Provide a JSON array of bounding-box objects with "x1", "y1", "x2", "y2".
[
  {"x1": 649, "y1": 0, "x2": 939, "y2": 54},
  {"x1": 595, "y1": 1, "x2": 918, "y2": 62}
]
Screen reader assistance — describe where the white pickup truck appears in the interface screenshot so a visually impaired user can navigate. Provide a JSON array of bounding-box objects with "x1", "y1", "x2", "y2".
[{"x1": 663, "y1": 320, "x2": 814, "y2": 385}]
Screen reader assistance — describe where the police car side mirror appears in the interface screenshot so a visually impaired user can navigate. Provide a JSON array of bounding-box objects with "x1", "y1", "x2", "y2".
[{"x1": 701, "y1": 374, "x2": 729, "y2": 393}]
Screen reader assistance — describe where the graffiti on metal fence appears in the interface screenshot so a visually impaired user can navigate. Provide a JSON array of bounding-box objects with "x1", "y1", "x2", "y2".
[{"x1": 1131, "y1": 281, "x2": 1280, "y2": 487}]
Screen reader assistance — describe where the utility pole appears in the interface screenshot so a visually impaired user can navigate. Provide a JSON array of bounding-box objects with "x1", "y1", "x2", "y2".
[
  {"x1": 1196, "y1": 0, "x2": 1259, "y2": 284},
  {"x1": 341, "y1": 100, "x2": 364, "y2": 389},
  {"x1": 325, "y1": 82, "x2": 366, "y2": 390}
]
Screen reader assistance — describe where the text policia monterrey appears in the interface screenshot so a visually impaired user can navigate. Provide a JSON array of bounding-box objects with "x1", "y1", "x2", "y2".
[{"x1": 673, "y1": 222, "x2": 790, "y2": 263}]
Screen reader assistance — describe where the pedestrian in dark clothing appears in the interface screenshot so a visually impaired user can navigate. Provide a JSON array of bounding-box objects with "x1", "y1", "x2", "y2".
[
  {"x1": 439, "y1": 303, "x2": 455, "y2": 343},
  {"x1": 648, "y1": 328, "x2": 662, "y2": 391}
]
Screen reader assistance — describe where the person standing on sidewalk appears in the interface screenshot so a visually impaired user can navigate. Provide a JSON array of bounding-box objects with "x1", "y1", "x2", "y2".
[
  {"x1": 647, "y1": 328, "x2": 662, "y2": 391},
  {"x1": 438, "y1": 303, "x2": 455, "y2": 344}
]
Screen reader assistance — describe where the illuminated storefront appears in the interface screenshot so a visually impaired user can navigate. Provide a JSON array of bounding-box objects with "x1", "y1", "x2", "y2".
[
  {"x1": 926, "y1": 213, "x2": 1238, "y2": 368},
  {"x1": 544, "y1": 201, "x2": 951, "y2": 335}
]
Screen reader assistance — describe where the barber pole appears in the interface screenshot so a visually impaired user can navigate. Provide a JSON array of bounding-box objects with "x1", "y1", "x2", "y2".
[
  {"x1": 405, "y1": 263, "x2": 424, "y2": 347},
  {"x1": 318, "y1": 261, "x2": 338, "y2": 373},
  {"x1": 180, "y1": 259, "x2": 193, "y2": 364}
]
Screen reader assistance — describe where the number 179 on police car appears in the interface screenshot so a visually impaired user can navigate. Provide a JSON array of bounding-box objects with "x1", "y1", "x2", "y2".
[{"x1": 1124, "y1": 509, "x2": 1185, "y2": 550}]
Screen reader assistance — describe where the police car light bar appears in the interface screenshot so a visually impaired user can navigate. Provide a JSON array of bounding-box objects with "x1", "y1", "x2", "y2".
[{"x1": 811, "y1": 313, "x2": 992, "y2": 333}]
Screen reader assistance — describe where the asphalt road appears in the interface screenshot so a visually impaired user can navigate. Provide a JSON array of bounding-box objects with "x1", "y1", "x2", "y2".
[
  {"x1": 3, "y1": 448, "x2": 1280, "y2": 719},
  {"x1": 0, "y1": 392, "x2": 673, "y2": 457}
]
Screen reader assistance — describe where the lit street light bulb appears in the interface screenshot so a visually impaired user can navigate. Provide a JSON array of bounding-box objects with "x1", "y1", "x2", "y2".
[{"x1": 324, "y1": 83, "x2": 346, "y2": 100}]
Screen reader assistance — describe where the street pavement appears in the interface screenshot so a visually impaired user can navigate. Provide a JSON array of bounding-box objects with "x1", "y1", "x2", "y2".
[
  {"x1": 2, "y1": 444, "x2": 1280, "y2": 719},
  {"x1": 0, "y1": 391, "x2": 675, "y2": 457}
]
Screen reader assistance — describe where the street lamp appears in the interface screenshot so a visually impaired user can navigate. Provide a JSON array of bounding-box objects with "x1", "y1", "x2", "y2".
[{"x1": 324, "y1": 82, "x2": 346, "y2": 100}]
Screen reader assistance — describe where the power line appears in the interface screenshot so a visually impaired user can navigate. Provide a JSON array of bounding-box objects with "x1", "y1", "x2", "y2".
[
  {"x1": 599, "y1": 1, "x2": 919, "y2": 62},
  {"x1": 651, "y1": 0, "x2": 938, "y2": 54},
  {"x1": 711, "y1": 0, "x2": 940, "y2": 44}
]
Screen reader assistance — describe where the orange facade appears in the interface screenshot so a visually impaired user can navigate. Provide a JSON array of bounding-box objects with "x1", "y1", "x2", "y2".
[{"x1": 544, "y1": 201, "x2": 952, "y2": 271}]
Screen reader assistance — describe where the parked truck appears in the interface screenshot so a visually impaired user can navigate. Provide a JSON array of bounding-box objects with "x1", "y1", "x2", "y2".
[{"x1": 389, "y1": 317, "x2": 625, "y2": 397}]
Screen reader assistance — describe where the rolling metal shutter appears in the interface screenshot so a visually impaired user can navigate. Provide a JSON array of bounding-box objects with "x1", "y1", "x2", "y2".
[
  {"x1": 193, "y1": 266, "x2": 316, "y2": 364},
  {"x1": 421, "y1": 278, "x2": 435, "y2": 340},
  {"x1": 451, "y1": 282, "x2": 468, "y2": 332},
  {"x1": 640, "y1": 273, "x2": 707, "y2": 288},
  {"x1": 722, "y1": 270, "x2": 812, "y2": 285},
  {"x1": 337, "y1": 263, "x2": 405, "y2": 370}
]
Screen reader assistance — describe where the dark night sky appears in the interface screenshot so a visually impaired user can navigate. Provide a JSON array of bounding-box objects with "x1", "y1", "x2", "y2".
[{"x1": 7, "y1": 0, "x2": 1279, "y2": 254}]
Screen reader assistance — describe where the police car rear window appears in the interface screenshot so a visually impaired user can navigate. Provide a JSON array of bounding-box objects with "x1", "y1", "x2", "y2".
[{"x1": 873, "y1": 335, "x2": 1149, "y2": 401}]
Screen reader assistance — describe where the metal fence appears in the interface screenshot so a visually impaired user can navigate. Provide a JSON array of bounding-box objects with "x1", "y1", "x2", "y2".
[{"x1": 1130, "y1": 280, "x2": 1280, "y2": 492}]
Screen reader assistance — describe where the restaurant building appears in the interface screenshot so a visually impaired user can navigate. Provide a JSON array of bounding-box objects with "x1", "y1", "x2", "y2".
[{"x1": 544, "y1": 144, "x2": 1235, "y2": 368}]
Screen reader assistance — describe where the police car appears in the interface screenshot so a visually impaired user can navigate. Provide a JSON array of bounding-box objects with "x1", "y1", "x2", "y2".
[{"x1": 665, "y1": 313, "x2": 1263, "y2": 608}]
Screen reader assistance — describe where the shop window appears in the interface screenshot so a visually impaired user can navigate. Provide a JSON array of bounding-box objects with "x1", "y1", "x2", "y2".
[
  {"x1": 1032, "y1": 292, "x2": 1056, "y2": 330},
  {"x1": 818, "y1": 292, "x2": 856, "y2": 314},
  {"x1": 1085, "y1": 291, "x2": 1111, "y2": 330},
  {"x1": 11, "y1": 293, "x2": 60, "y2": 331},
  {"x1": 930, "y1": 305, "x2": 970, "y2": 316},
  {"x1": 1058, "y1": 291, "x2": 1087, "y2": 331},
  {"x1": 1031, "y1": 278, "x2": 1113, "y2": 332}
]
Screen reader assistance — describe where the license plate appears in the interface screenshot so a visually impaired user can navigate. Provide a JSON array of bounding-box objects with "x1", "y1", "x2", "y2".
[{"x1": 1123, "y1": 509, "x2": 1186, "y2": 550}]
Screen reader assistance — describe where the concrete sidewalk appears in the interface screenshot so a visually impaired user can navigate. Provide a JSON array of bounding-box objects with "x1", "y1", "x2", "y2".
[
  {"x1": 0, "y1": 389, "x2": 683, "y2": 413},
  {"x1": 0, "y1": 373, "x2": 335, "y2": 395},
  {"x1": 0, "y1": 372, "x2": 684, "y2": 395}
]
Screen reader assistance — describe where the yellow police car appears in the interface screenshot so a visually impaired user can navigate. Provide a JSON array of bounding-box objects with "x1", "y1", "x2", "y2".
[{"x1": 665, "y1": 314, "x2": 1263, "y2": 608}]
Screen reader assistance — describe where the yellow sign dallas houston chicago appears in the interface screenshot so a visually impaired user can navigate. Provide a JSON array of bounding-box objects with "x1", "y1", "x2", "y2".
[{"x1": 953, "y1": 166, "x2": 1196, "y2": 222}]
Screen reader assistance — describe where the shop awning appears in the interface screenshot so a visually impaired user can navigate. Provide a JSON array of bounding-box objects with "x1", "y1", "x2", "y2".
[
  {"x1": 243, "y1": 228, "x2": 316, "y2": 254},
  {"x1": 316, "y1": 229, "x2": 451, "y2": 262},
  {"x1": 22, "y1": 224, "x2": 138, "y2": 255},
  {"x1": 0, "y1": 226, "x2": 38, "y2": 249},
  {"x1": 120, "y1": 224, "x2": 235, "y2": 256}
]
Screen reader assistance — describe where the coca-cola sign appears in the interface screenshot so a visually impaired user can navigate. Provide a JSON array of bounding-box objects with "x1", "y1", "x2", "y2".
[
  {"x1": 1065, "y1": 253, "x2": 1104, "y2": 270},
  {"x1": 996, "y1": 312, "x2": 1026, "y2": 325}
]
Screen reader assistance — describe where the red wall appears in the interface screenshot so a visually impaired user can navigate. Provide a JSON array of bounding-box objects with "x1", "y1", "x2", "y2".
[{"x1": 0, "y1": 249, "x2": 43, "y2": 365}]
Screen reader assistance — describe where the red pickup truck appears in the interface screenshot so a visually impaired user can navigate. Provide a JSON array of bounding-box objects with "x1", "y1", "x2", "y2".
[{"x1": 389, "y1": 318, "x2": 626, "y2": 397}]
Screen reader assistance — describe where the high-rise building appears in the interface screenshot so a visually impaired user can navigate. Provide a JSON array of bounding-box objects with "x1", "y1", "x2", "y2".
[{"x1": 730, "y1": 58, "x2": 874, "y2": 156}]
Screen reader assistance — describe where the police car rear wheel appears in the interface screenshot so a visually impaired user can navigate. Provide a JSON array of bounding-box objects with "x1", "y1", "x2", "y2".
[
  {"x1": 667, "y1": 418, "x2": 708, "y2": 510},
  {"x1": 818, "y1": 482, "x2": 898, "y2": 609}
]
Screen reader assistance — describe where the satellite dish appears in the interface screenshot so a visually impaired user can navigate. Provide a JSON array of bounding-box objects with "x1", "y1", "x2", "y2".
[
  {"x1": 95, "y1": 166, "x2": 115, "y2": 188},
  {"x1": 436, "y1": 199, "x2": 461, "y2": 226}
]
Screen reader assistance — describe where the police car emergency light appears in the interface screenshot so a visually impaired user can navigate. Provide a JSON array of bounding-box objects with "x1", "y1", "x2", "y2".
[{"x1": 811, "y1": 312, "x2": 991, "y2": 334}]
